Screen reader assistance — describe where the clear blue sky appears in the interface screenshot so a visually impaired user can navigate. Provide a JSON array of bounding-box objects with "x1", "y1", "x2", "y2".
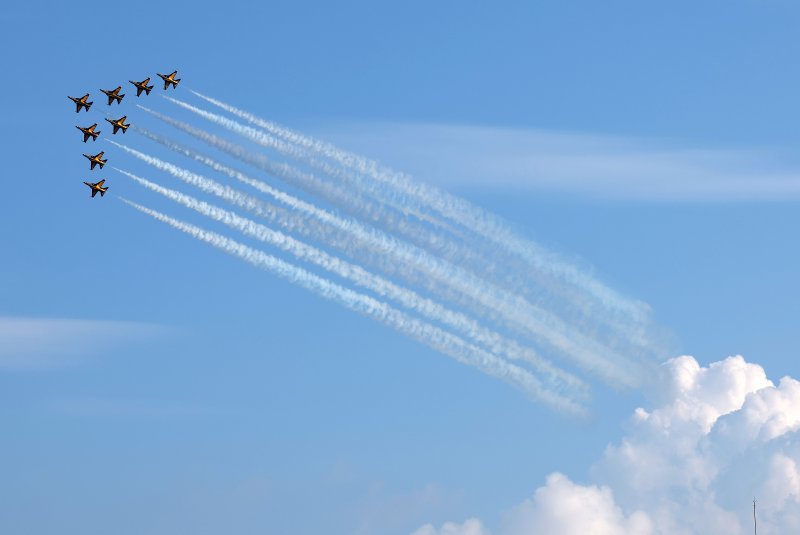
[{"x1": 1, "y1": 1, "x2": 799, "y2": 534}]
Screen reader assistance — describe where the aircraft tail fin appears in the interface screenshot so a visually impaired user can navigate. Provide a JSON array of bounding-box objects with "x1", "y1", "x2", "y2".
[
  {"x1": 86, "y1": 102, "x2": 93, "y2": 111},
  {"x1": 100, "y1": 188, "x2": 107, "y2": 197}
]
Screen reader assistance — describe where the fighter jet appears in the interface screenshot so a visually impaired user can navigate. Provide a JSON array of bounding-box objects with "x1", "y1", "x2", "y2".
[
  {"x1": 129, "y1": 77, "x2": 153, "y2": 96},
  {"x1": 157, "y1": 70, "x2": 181, "y2": 90},
  {"x1": 83, "y1": 151, "x2": 107, "y2": 170},
  {"x1": 68, "y1": 93, "x2": 93, "y2": 113},
  {"x1": 83, "y1": 179, "x2": 108, "y2": 198},
  {"x1": 105, "y1": 115, "x2": 130, "y2": 134},
  {"x1": 100, "y1": 86, "x2": 125, "y2": 105},
  {"x1": 76, "y1": 123, "x2": 101, "y2": 142}
]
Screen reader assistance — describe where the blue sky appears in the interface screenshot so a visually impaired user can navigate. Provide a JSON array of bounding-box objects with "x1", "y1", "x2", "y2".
[{"x1": 1, "y1": 1, "x2": 800, "y2": 534}]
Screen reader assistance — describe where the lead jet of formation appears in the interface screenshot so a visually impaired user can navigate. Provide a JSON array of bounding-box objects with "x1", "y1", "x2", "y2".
[
  {"x1": 100, "y1": 86, "x2": 125, "y2": 105},
  {"x1": 83, "y1": 151, "x2": 107, "y2": 170},
  {"x1": 84, "y1": 179, "x2": 108, "y2": 198},
  {"x1": 105, "y1": 115, "x2": 129, "y2": 134},
  {"x1": 68, "y1": 93, "x2": 92, "y2": 113},
  {"x1": 157, "y1": 70, "x2": 181, "y2": 90},
  {"x1": 76, "y1": 123, "x2": 100, "y2": 142},
  {"x1": 129, "y1": 77, "x2": 153, "y2": 96}
]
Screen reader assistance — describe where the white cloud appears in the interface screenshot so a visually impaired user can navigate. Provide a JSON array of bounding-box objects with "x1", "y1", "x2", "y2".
[
  {"x1": 48, "y1": 397, "x2": 229, "y2": 419},
  {"x1": 412, "y1": 355, "x2": 800, "y2": 535},
  {"x1": 502, "y1": 473, "x2": 653, "y2": 535},
  {"x1": 315, "y1": 123, "x2": 800, "y2": 201},
  {"x1": 0, "y1": 316, "x2": 163, "y2": 370},
  {"x1": 411, "y1": 518, "x2": 490, "y2": 535}
]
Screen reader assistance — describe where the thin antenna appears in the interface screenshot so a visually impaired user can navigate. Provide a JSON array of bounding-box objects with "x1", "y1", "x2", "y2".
[{"x1": 753, "y1": 498, "x2": 757, "y2": 535}]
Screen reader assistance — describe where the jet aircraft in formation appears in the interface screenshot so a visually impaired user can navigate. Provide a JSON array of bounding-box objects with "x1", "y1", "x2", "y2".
[
  {"x1": 70, "y1": 70, "x2": 180, "y2": 198},
  {"x1": 76, "y1": 123, "x2": 100, "y2": 142},
  {"x1": 100, "y1": 86, "x2": 125, "y2": 105},
  {"x1": 84, "y1": 179, "x2": 109, "y2": 198},
  {"x1": 157, "y1": 70, "x2": 181, "y2": 90},
  {"x1": 83, "y1": 151, "x2": 107, "y2": 170},
  {"x1": 129, "y1": 77, "x2": 154, "y2": 97},
  {"x1": 68, "y1": 94, "x2": 93, "y2": 113},
  {"x1": 105, "y1": 115, "x2": 130, "y2": 135}
]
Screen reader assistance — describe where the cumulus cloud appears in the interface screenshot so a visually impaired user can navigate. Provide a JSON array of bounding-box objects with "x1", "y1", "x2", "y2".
[
  {"x1": 502, "y1": 473, "x2": 652, "y2": 535},
  {"x1": 413, "y1": 355, "x2": 800, "y2": 535},
  {"x1": 0, "y1": 316, "x2": 163, "y2": 370}
]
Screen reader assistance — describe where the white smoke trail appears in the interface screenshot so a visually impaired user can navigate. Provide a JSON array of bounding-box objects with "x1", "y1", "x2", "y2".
[
  {"x1": 131, "y1": 121, "x2": 614, "y2": 350},
  {"x1": 117, "y1": 167, "x2": 587, "y2": 396},
  {"x1": 189, "y1": 91, "x2": 653, "y2": 325},
  {"x1": 159, "y1": 98, "x2": 661, "y2": 362},
  {"x1": 129, "y1": 122, "x2": 409, "y2": 259},
  {"x1": 136, "y1": 107, "x2": 571, "y2": 330},
  {"x1": 117, "y1": 196, "x2": 588, "y2": 416},
  {"x1": 174, "y1": 95, "x2": 419, "y2": 222},
  {"x1": 159, "y1": 98, "x2": 469, "y2": 257},
  {"x1": 107, "y1": 139, "x2": 335, "y2": 242},
  {"x1": 111, "y1": 139, "x2": 644, "y2": 387},
  {"x1": 132, "y1": 122, "x2": 336, "y2": 228},
  {"x1": 169, "y1": 96, "x2": 452, "y2": 233}
]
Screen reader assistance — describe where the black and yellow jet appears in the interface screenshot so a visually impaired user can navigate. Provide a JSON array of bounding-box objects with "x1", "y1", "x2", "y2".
[
  {"x1": 100, "y1": 86, "x2": 125, "y2": 105},
  {"x1": 157, "y1": 70, "x2": 181, "y2": 90},
  {"x1": 83, "y1": 179, "x2": 108, "y2": 198},
  {"x1": 68, "y1": 93, "x2": 92, "y2": 113},
  {"x1": 129, "y1": 77, "x2": 153, "y2": 96},
  {"x1": 76, "y1": 123, "x2": 101, "y2": 142},
  {"x1": 105, "y1": 115, "x2": 130, "y2": 135},
  {"x1": 83, "y1": 151, "x2": 107, "y2": 170}
]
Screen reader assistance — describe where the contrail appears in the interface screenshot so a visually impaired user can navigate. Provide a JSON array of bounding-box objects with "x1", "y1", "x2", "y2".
[
  {"x1": 117, "y1": 167, "x2": 588, "y2": 397},
  {"x1": 172, "y1": 96, "x2": 458, "y2": 236},
  {"x1": 129, "y1": 125, "x2": 499, "y2": 307},
  {"x1": 189, "y1": 92, "x2": 654, "y2": 326},
  {"x1": 161, "y1": 97, "x2": 661, "y2": 359},
  {"x1": 118, "y1": 196, "x2": 588, "y2": 416},
  {"x1": 132, "y1": 122, "x2": 337, "y2": 230},
  {"x1": 130, "y1": 123, "x2": 417, "y2": 263},
  {"x1": 111, "y1": 139, "x2": 644, "y2": 387},
  {"x1": 107, "y1": 138, "x2": 338, "y2": 243},
  {"x1": 110, "y1": 137, "x2": 448, "y2": 295},
  {"x1": 154, "y1": 100, "x2": 472, "y2": 262},
  {"x1": 131, "y1": 117, "x2": 655, "y2": 362}
]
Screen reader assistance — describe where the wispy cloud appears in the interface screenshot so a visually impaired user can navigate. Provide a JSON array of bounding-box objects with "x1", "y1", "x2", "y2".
[
  {"x1": 48, "y1": 397, "x2": 230, "y2": 419},
  {"x1": 312, "y1": 123, "x2": 800, "y2": 201},
  {"x1": 0, "y1": 316, "x2": 163, "y2": 371}
]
